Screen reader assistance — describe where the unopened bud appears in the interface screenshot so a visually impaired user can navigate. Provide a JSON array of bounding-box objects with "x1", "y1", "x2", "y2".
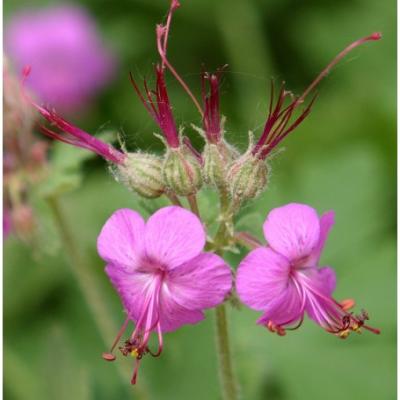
[
  {"x1": 227, "y1": 154, "x2": 268, "y2": 205},
  {"x1": 163, "y1": 146, "x2": 202, "y2": 196},
  {"x1": 202, "y1": 140, "x2": 238, "y2": 189},
  {"x1": 115, "y1": 153, "x2": 165, "y2": 198}
]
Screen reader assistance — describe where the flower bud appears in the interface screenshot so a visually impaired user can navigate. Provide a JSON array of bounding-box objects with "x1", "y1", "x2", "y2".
[
  {"x1": 162, "y1": 147, "x2": 202, "y2": 196},
  {"x1": 227, "y1": 154, "x2": 268, "y2": 205},
  {"x1": 115, "y1": 153, "x2": 165, "y2": 198},
  {"x1": 202, "y1": 140, "x2": 238, "y2": 190}
]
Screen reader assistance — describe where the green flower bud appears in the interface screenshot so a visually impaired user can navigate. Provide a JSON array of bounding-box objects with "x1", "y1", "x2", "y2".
[
  {"x1": 203, "y1": 143, "x2": 225, "y2": 188},
  {"x1": 114, "y1": 153, "x2": 165, "y2": 198},
  {"x1": 202, "y1": 140, "x2": 238, "y2": 189},
  {"x1": 227, "y1": 154, "x2": 269, "y2": 205},
  {"x1": 163, "y1": 146, "x2": 202, "y2": 196}
]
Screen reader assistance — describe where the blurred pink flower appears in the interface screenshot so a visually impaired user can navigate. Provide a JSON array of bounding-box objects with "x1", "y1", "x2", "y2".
[
  {"x1": 236, "y1": 203, "x2": 379, "y2": 338},
  {"x1": 98, "y1": 206, "x2": 232, "y2": 384},
  {"x1": 5, "y1": 5, "x2": 115, "y2": 112}
]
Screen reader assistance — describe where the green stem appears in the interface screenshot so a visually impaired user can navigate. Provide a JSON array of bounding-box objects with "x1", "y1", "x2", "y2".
[
  {"x1": 212, "y1": 191, "x2": 239, "y2": 400},
  {"x1": 214, "y1": 304, "x2": 239, "y2": 400},
  {"x1": 213, "y1": 189, "x2": 231, "y2": 249},
  {"x1": 234, "y1": 231, "x2": 262, "y2": 249},
  {"x1": 47, "y1": 196, "x2": 149, "y2": 399},
  {"x1": 165, "y1": 191, "x2": 183, "y2": 207},
  {"x1": 187, "y1": 194, "x2": 200, "y2": 218}
]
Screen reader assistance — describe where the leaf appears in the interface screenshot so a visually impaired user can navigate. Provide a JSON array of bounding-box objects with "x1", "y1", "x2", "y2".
[{"x1": 38, "y1": 131, "x2": 117, "y2": 198}]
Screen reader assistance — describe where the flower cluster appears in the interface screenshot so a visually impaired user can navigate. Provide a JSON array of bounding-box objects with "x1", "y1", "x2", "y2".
[{"x1": 24, "y1": 0, "x2": 381, "y2": 386}]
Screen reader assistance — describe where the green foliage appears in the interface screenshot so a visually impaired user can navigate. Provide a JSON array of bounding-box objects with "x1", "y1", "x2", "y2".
[{"x1": 37, "y1": 131, "x2": 116, "y2": 197}]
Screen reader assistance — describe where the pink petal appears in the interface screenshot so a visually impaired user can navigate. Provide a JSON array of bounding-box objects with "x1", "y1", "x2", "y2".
[
  {"x1": 107, "y1": 263, "x2": 206, "y2": 332},
  {"x1": 309, "y1": 211, "x2": 335, "y2": 265},
  {"x1": 97, "y1": 209, "x2": 146, "y2": 271},
  {"x1": 105, "y1": 264, "x2": 153, "y2": 323},
  {"x1": 301, "y1": 266, "x2": 336, "y2": 297},
  {"x1": 256, "y1": 284, "x2": 304, "y2": 327},
  {"x1": 263, "y1": 203, "x2": 320, "y2": 261},
  {"x1": 299, "y1": 267, "x2": 337, "y2": 325},
  {"x1": 144, "y1": 206, "x2": 206, "y2": 270},
  {"x1": 167, "y1": 253, "x2": 232, "y2": 310},
  {"x1": 158, "y1": 285, "x2": 205, "y2": 332},
  {"x1": 318, "y1": 266, "x2": 337, "y2": 295},
  {"x1": 236, "y1": 247, "x2": 291, "y2": 311}
]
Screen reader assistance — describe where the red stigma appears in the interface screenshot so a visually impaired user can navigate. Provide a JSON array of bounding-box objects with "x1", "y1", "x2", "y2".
[{"x1": 369, "y1": 32, "x2": 382, "y2": 41}]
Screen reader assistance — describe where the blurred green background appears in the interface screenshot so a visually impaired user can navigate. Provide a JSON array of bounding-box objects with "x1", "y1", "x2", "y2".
[{"x1": 4, "y1": 0, "x2": 396, "y2": 399}]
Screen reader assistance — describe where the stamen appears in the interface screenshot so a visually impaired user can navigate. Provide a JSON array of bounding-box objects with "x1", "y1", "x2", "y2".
[
  {"x1": 110, "y1": 317, "x2": 131, "y2": 354},
  {"x1": 294, "y1": 32, "x2": 382, "y2": 107},
  {"x1": 183, "y1": 136, "x2": 203, "y2": 164},
  {"x1": 129, "y1": 67, "x2": 180, "y2": 148},
  {"x1": 266, "y1": 321, "x2": 286, "y2": 336},
  {"x1": 298, "y1": 272, "x2": 379, "y2": 337},
  {"x1": 22, "y1": 66, "x2": 125, "y2": 164},
  {"x1": 156, "y1": 11, "x2": 204, "y2": 117},
  {"x1": 253, "y1": 32, "x2": 381, "y2": 159},
  {"x1": 102, "y1": 353, "x2": 116, "y2": 362},
  {"x1": 162, "y1": 0, "x2": 181, "y2": 58},
  {"x1": 339, "y1": 298, "x2": 356, "y2": 311},
  {"x1": 117, "y1": 275, "x2": 164, "y2": 385},
  {"x1": 201, "y1": 67, "x2": 227, "y2": 143},
  {"x1": 147, "y1": 322, "x2": 163, "y2": 357},
  {"x1": 131, "y1": 357, "x2": 142, "y2": 385}
]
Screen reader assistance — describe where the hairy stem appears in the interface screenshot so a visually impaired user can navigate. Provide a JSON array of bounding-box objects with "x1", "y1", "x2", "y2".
[
  {"x1": 165, "y1": 191, "x2": 183, "y2": 207},
  {"x1": 47, "y1": 196, "x2": 149, "y2": 399},
  {"x1": 214, "y1": 304, "x2": 239, "y2": 400},
  {"x1": 213, "y1": 189, "x2": 231, "y2": 249},
  {"x1": 212, "y1": 191, "x2": 239, "y2": 400}
]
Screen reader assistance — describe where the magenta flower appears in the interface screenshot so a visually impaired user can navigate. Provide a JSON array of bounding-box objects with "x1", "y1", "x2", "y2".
[
  {"x1": 236, "y1": 203, "x2": 379, "y2": 338},
  {"x1": 97, "y1": 206, "x2": 232, "y2": 383},
  {"x1": 5, "y1": 5, "x2": 114, "y2": 112}
]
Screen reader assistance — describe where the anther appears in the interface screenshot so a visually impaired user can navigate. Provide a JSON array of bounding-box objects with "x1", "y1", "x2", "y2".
[
  {"x1": 340, "y1": 298, "x2": 355, "y2": 311},
  {"x1": 102, "y1": 352, "x2": 116, "y2": 362}
]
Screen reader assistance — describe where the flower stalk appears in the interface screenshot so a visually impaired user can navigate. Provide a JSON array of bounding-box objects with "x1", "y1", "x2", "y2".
[
  {"x1": 214, "y1": 304, "x2": 239, "y2": 400},
  {"x1": 46, "y1": 196, "x2": 149, "y2": 399},
  {"x1": 234, "y1": 231, "x2": 263, "y2": 249},
  {"x1": 212, "y1": 193, "x2": 239, "y2": 400}
]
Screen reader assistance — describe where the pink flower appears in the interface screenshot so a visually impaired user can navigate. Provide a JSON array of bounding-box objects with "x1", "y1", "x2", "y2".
[
  {"x1": 236, "y1": 203, "x2": 379, "y2": 338},
  {"x1": 98, "y1": 206, "x2": 232, "y2": 383},
  {"x1": 5, "y1": 5, "x2": 115, "y2": 112}
]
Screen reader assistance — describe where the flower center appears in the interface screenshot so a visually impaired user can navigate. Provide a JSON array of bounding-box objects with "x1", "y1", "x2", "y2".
[
  {"x1": 265, "y1": 269, "x2": 380, "y2": 339},
  {"x1": 102, "y1": 269, "x2": 165, "y2": 384}
]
